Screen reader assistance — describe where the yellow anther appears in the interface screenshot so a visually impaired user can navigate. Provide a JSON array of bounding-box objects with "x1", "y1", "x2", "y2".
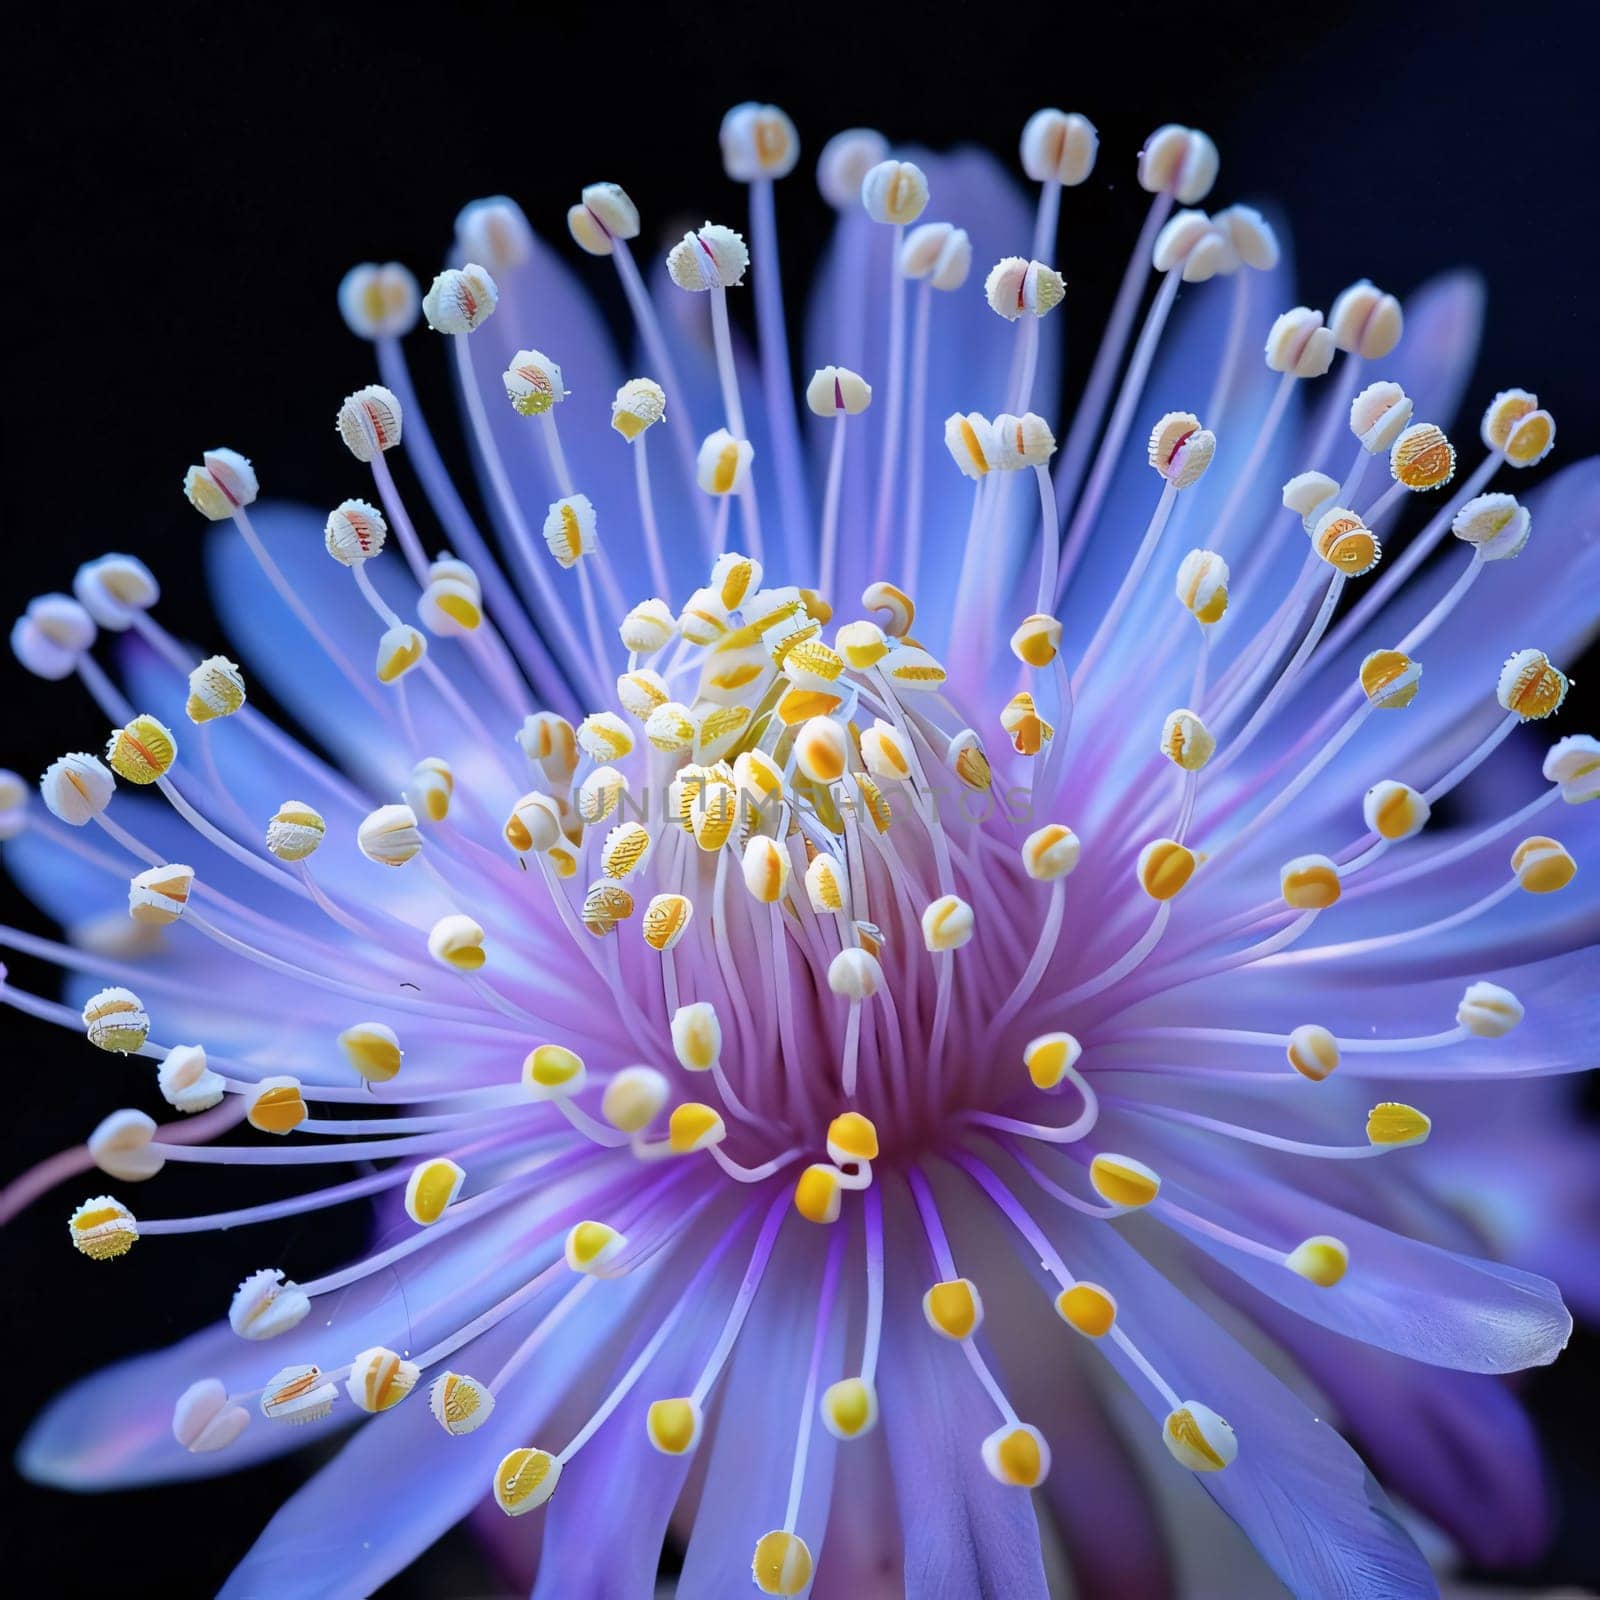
[
  {"x1": 575, "y1": 711, "x2": 633, "y2": 764},
  {"x1": 346, "y1": 1346, "x2": 421, "y2": 1413},
  {"x1": 1511, "y1": 834, "x2": 1576, "y2": 893},
  {"x1": 68, "y1": 1195, "x2": 138, "y2": 1261},
  {"x1": 1163, "y1": 1402, "x2": 1237, "y2": 1471},
  {"x1": 1001, "y1": 691, "x2": 1053, "y2": 756},
  {"x1": 420, "y1": 573, "x2": 483, "y2": 636},
  {"x1": 574, "y1": 766, "x2": 625, "y2": 827},
  {"x1": 185, "y1": 655, "x2": 246, "y2": 723},
  {"x1": 1280, "y1": 853, "x2": 1341, "y2": 910},
  {"x1": 1285, "y1": 1235, "x2": 1349, "y2": 1287},
  {"x1": 711, "y1": 551, "x2": 763, "y2": 612},
  {"x1": 804, "y1": 853, "x2": 850, "y2": 915},
  {"x1": 1389, "y1": 422, "x2": 1455, "y2": 491},
  {"x1": 795, "y1": 716, "x2": 848, "y2": 783},
  {"x1": 741, "y1": 836, "x2": 792, "y2": 904},
  {"x1": 857, "y1": 773, "x2": 893, "y2": 833},
  {"x1": 784, "y1": 637, "x2": 847, "y2": 687},
  {"x1": 494, "y1": 1447, "x2": 561, "y2": 1516},
  {"x1": 1366, "y1": 1101, "x2": 1431, "y2": 1148},
  {"x1": 1010, "y1": 613, "x2": 1062, "y2": 668},
  {"x1": 428, "y1": 913, "x2": 486, "y2": 970},
  {"x1": 1312, "y1": 507, "x2": 1381, "y2": 576},
  {"x1": 1089, "y1": 1153, "x2": 1160, "y2": 1209},
  {"x1": 1363, "y1": 779, "x2": 1429, "y2": 842},
  {"x1": 565, "y1": 1220, "x2": 627, "y2": 1276},
  {"x1": 105, "y1": 713, "x2": 176, "y2": 785},
  {"x1": 794, "y1": 1163, "x2": 843, "y2": 1224},
  {"x1": 923, "y1": 1277, "x2": 983, "y2": 1339},
  {"x1": 404, "y1": 1157, "x2": 465, "y2": 1225},
  {"x1": 1056, "y1": 1282, "x2": 1117, "y2": 1337},
  {"x1": 669, "y1": 1003, "x2": 722, "y2": 1075},
  {"x1": 642, "y1": 892, "x2": 694, "y2": 952},
  {"x1": 337, "y1": 1021, "x2": 403, "y2": 1084},
  {"x1": 645, "y1": 700, "x2": 698, "y2": 753},
  {"x1": 752, "y1": 1530, "x2": 813, "y2": 1596},
  {"x1": 1503, "y1": 406, "x2": 1555, "y2": 467},
  {"x1": 430, "y1": 1372, "x2": 495, "y2": 1436},
  {"x1": 266, "y1": 800, "x2": 325, "y2": 861},
  {"x1": 503, "y1": 348, "x2": 565, "y2": 416},
  {"x1": 668, "y1": 1101, "x2": 726, "y2": 1154},
  {"x1": 853, "y1": 919, "x2": 885, "y2": 958},
  {"x1": 1482, "y1": 387, "x2": 1538, "y2": 451},
  {"x1": 862, "y1": 580, "x2": 915, "y2": 637},
  {"x1": 1022, "y1": 823, "x2": 1080, "y2": 881},
  {"x1": 1286, "y1": 1023, "x2": 1339, "y2": 1081},
  {"x1": 247, "y1": 1076, "x2": 307, "y2": 1136},
  {"x1": 645, "y1": 1397, "x2": 703, "y2": 1455},
  {"x1": 777, "y1": 685, "x2": 843, "y2": 725},
  {"x1": 81, "y1": 985, "x2": 150, "y2": 1053},
  {"x1": 1136, "y1": 838, "x2": 1195, "y2": 900},
  {"x1": 581, "y1": 880, "x2": 634, "y2": 937},
  {"x1": 1160, "y1": 708, "x2": 1214, "y2": 771},
  {"x1": 376, "y1": 623, "x2": 427, "y2": 683},
  {"x1": 611, "y1": 377, "x2": 666, "y2": 440},
  {"x1": 699, "y1": 643, "x2": 765, "y2": 701},
  {"x1": 1497, "y1": 648, "x2": 1568, "y2": 720},
  {"x1": 881, "y1": 644, "x2": 947, "y2": 691},
  {"x1": 827, "y1": 1111, "x2": 880, "y2": 1166},
  {"x1": 734, "y1": 748, "x2": 785, "y2": 804},
  {"x1": 1458, "y1": 980, "x2": 1523, "y2": 1037},
  {"x1": 696, "y1": 428, "x2": 754, "y2": 496},
  {"x1": 542, "y1": 493, "x2": 597, "y2": 568},
  {"x1": 404, "y1": 757, "x2": 454, "y2": 823},
  {"x1": 1148, "y1": 411, "x2": 1216, "y2": 489},
  {"x1": 260, "y1": 1363, "x2": 338, "y2": 1424},
  {"x1": 1024, "y1": 1031, "x2": 1082, "y2": 1091},
  {"x1": 549, "y1": 841, "x2": 576, "y2": 872},
  {"x1": 1175, "y1": 548, "x2": 1229, "y2": 623},
  {"x1": 1360, "y1": 648, "x2": 1421, "y2": 709},
  {"x1": 518, "y1": 712, "x2": 579, "y2": 786},
  {"x1": 603, "y1": 1066, "x2": 668, "y2": 1133},
  {"x1": 523, "y1": 1043, "x2": 586, "y2": 1098},
  {"x1": 837, "y1": 619, "x2": 890, "y2": 669},
  {"x1": 504, "y1": 790, "x2": 563, "y2": 854},
  {"x1": 695, "y1": 703, "x2": 754, "y2": 764},
  {"x1": 982, "y1": 1422, "x2": 1050, "y2": 1487},
  {"x1": 601, "y1": 820, "x2": 652, "y2": 881},
  {"x1": 821, "y1": 1376, "x2": 878, "y2": 1439},
  {"x1": 689, "y1": 779, "x2": 738, "y2": 853},
  {"x1": 854, "y1": 721, "x2": 908, "y2": 786},
  {"x1": 948, "y1": 729, "x2": 993, "y2": 792},
  {"x1": 128, "y1": 862, "x2": 193, "y2": 926},
  {"x1": 798, "y1": 587, "x2": 832, "y2": 624},
  {"x1": 616, "y1": 668, "x2": 670, "y2": 722}
]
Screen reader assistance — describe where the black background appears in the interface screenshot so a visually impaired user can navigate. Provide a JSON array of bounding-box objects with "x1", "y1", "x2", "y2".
[{"x1": 2, "y1": 1, "x2": 1597, "y2": 1594}]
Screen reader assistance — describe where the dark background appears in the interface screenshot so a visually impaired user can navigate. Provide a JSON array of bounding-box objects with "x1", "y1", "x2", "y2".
[{"x1": 2, "y1": 1, "x2": 1597, "y2": 1593}]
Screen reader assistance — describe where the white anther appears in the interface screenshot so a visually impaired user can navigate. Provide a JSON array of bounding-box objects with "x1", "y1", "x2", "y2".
[
  {"x1": 376, "y1": 623, "x2": 426, "y2": 685},
  {"x1": 567, "y1": 182, "x2": 641, "y2": 257},
  {"x1": 1161, "y1": 709, "x2": 1215, "y2": 771},
  {"x1": 1213, "y1": 204, "x2": 1279, "y2": 271},
  {"x1": 543, "y1": 493, "x2": 597, "y2": 568},
  {"x1": 88, "y1": 1108, "x2": 162, "y2": 1182},
  {"x1": 620, "y1": 597, "x2": 676, "y2": 654},
  {"x1": 183, "y1": 448, "x2": 258, "y2": 519},
  {"x1": 1328, "y1": 280, "x2": 1403, "y2": 360},
  {"x1": 452, "y1": 195, "x2": 532, "y2": 269},
  {"x1": 577, "y1": 711, "x2": 634, "y2": 763},
  {"x1": 1020, "y1": 108, "x2": 1098, "y2": 185},
  {"x1": 229, "y1": 1267, "x2": 311, "y2": 1340},
  {"x1": 12, "y1": 594, "x2": 96, "y2": 679},
  {"x1": 517, "y1": 713, "x2": 578, "y2": 786},
  {"x1": 804, "y1": 852, "x2": 851, "y2": 915},
  {"x1": 264, "y1": 800, "x2": 324, "y2": 862},
  {"x1": 921, "y1": 893, "x2": 974, "y2": 953},
  {"x1": 1139, "y1": 125, "x2": 1219, "y2": 203},
  {"x1": 671, "y1": 1001, "x2": 723, "y2": 1072},
  {"x1": 861, "y1": 159, "x2": 929, "y2": 225},
  {"x1": 899, "y1": 221, "x2": 973, "y2": 291},
  {"x1": 1266, "y1": 307, "x2": 1336, "y2": 378},
  {"x1": 430, "y1": 1373, "x2": 495, "y2": 1437},
  {"x1": 612, "y1": 377, "x2": 666, "y2": 440},
  {"x1": 422, "y1": 264, "x2": 498, "y2": 334},
  {"x1": 1452, "y1": 493, "x2": 1530, "y2": 561},
  {"x1": 1151, "y1": 209, "x2": 1214, "y2": 274},
  {"x1": 336, "y1": 384, "x2": 403, "y2": 462},
  {"x1": 1148, "y1": 412, "x2": 1216, "y2": 489},
  {"x1": 1363, "y1": 779, "x2": 1430, "y2": 842},
  {"x1": 697, "y1": 429, "x2": 755, "y2": 496},
  {"x1": 403, "y1": 758, "x2": 453, "y2": 825},
  {"x1": 73, "y1": 556, "x2": 158, "y2": 632},
  {"x1": 944, "y1": 412, "x2": 998, "y2": 479},
  {"x1": 1181, "y1": 226, "x2": 1234, "y2": 283},
  {"x1": 346, "y1": 1347, "x2": 421, "y2": 1413},
  {"x1": 806, "y1": 365, "x2": 873, "y2": 416},
  {"x1": 418, "y1": 568, "x2": 482, "y2": 636},
  {"x1": 357, "y1": 803, "x2": 422, "y2": 867},
  {"x1": 128, "y1": 862, "x2": 194, "y2": 925},
  {"x1": 1021, "y1": 823, "x2": 1080, "y2": 881},
  {"x1": 173, "y1": 1379, "x2": 249, "y2": 1455},
  {"x1": 721, "y1": 102, "x2": 800, "y2": 180},
  {"x1": 502, "y1": 349, "x2": 566, "y2": 419},
  {"x1": 1497, "y1": 648, "x2": 1568, "y2": 720},
  {"x1": 984, "y1": 257, "x2": 1066, "y2": 321},
  {"x1": 428, "y1": 913, "x2": 486, "y2": 971},
  {"x1": 795, "y1": 716, "x2": 848, "y2": 784},
  {"x1": 991, "y1": 413, "x2": 1057, "y2": 470},
  {"x1": 859, "y1": 719, "x2": 912, "y2": 783},
  {"x1": 337, "y1": 262, "x2": 420, "y2": 340},
  {"x1": 741, "y1": 835, "x2": 791, "y2": 904},
  {"x1": 324, "y1": 499, "x2": 387, "y2": 566},
  {"x1": 828, "y1": 946, "x2": 883, "y2": 999},
  {"x1": 1349, "y1": 380, "x2": 1413, "y2": 454},
  {"x1": 40, "y1": 752, "x2": 114, "y2": 826},
  {"x1": 157, "y1": 1043, "x2": 225, "y2": 1112},
  {"x1": 1457, "y1": 981, "x2": 1523, "y2": 1037},
  {"x1": 0, "y1": 770, "x2": 27, "y2": 841},
  {"x1": 260, "y1": 1364, "x2": 338, "y2": 1425},
  {"x1": 667, "y1": 223, "x2": 749, "y2": 291},
  {"x1": 616, "y1": 668, "x2": 669, "y2": 722},
  {"x1": 602, "y1": 1065, "x2": 669, "y2": 1134},
  {"x1": 1163, "y1": 1400, "x2": 1237, "y2": 1472},
  {"x1": 82, "y1": 985, "x2": 149, "y2": 1053},
  {"x1": 1544, "y1": 735, "x2": 1600, "y2": 804},
  {"x1": 1175, "y1": 548, "x2": 1229, "y2": 624},
  {"x1": 1287, "y1": 1024, "x2": 1340, "y2": 1081},
  {"x1": 1282, "y1": 470, "x2": 1340, "y2": 530},
  {"x1": 817, "y1": 129, "x2": 889, "y2": 208},
  {"x1": 182, "y1": 655, "x2": 246, "y2": 724}
]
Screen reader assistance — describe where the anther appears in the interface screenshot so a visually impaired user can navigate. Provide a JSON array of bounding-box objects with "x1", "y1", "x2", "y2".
[
  {"x1": 1089, "y1": 1154, "x2": 1161, "y2": 1209},
  {"x1": 565, "y1": 1220, "x2": 627, "y2": 1276},
  {"x1": 542, "y1": 493, "x2": 597, "y2": 569},
  {"x1": 518, "y1": 713, "x2": 580, "y2": 787},
  {"x1": 944, "y1": 411, "x2": 998, "y2": 478},
  {"x1": 128, "y1": 862, "x2": 194, "y2": 926},
  {"x1": 982, "y1": 1423, "x2": 1050, "y2": 1488},
  {"x1": 752, "y1": 1531, "x2": 814, "y2": 1596},
  {"x1": 1389, "y1": 423, "x2": 1456, "y2": 491},
  {"x1": 405, "y1": 1158, "x2": 466, "y2": 1225},
  {"x1": 334, "y1": 1022, "x2": 402, "y2": 1087},
  {"x1": 947, "y1": 730, "x2": 992, "y2": 793},
  {"x1": 82, "y1": 986, "x2": 149, "y2": 1053},
  {"x1": 620, "y1": 597, "x2": 676, "y2": 653},
  {"x1": 1163, "y1": 1402, "x2": 1236, "y2": 1471},
  {"x1": 984, "y1": 257, "x2": 1066, "y2": 321},
  {"x1": 1360, "y1": 648, "x2": 1421, "y2": 709},
  {"x1": 183, "y1": 448, "x2": 259, "y2": 519},
  {"x1": 567, "y1": 182, "x2": 640, "y2": 256},
  {"x1": 1497, "y1": 648, "x2": 1568, "y2": 720},
  {"x1": 921, "y1": 894, "x2": 974, "y2": 953},
  {"x1": 828, "y1": 948, "x2": 883, "y2": 1000},
  {"x1": 12, "y1": 594, "x2": 96, "y2": 680},
  {"x1": 720, "y1": 102, "x2": 800, "y2": 181},
  {"x1": 429, "y1": 914, "x2": 486, "y2": 971},
  {"x1": 1160, "y1": 709, "x2": 1214, "y2": 771},
  {"x1": 899, "y1": 222, "x2": 973, "y2": 290},
  {"x1": 1457, "y1": 980, "x2": 1523, "y2": 1037},
  {"x1": 456, "y1": 197, "x2": 533, "y2": 270},
  {"x1": 336, "y1": 384, "x2": 403, "y2": 463},
  {"x1": 1056, "y1": 1282, "x2": 1117, "y2": 1337},
  {"x1": 1545, "y1": 735, "x2": 1600, "y2": 804},
  {"x1": 173, "y1": 1378, "x2": 250, "y2": 1454},
  {"x1": 1287, "y1": 1024, "x2": 1339, "y2": 1081},
  {"x1": 1024, "y1": 1031, "x2": 1082, "y2": 1091},
  {"x1": 324, "y1": 499, "x2": 387, "y2": 566},
  {"x1": 358, "y1": 803, "x2": 422, "y2": 867},
  {"x1": 494, "y1": 1448, "x2": 561, "y2": 1515},
  {"x1": 1366, "y1": 1102, "x2": 1431, "y2": 1148},
  {"x1": 1001, "y1": 691, "x2": 1053, "y2": 756},
  {"x1": 158, "y1": 1043, "x2": 224, "y2": 1112},
  {"x1": 1285, "y1": 1235, "x2": 1349, "y2": 1287},
  {"x1": 669, "y1": 1101, "x2": 726, "y2": 1154},
  {"x1": 860, "y1": 720, "x2": 912, "y2": 783},
  {"x1": 421, "y1": 265, "x2": 498, "y2": 334},
  {"x1": 247, "y1": 1076, "x2": 307, "y2": 1135},
  {"x1": 1482, "y1": 389, "x2": 1556, "y2": 466},
  {"x1": 1511, "y1": 835, "x2": 1576, "y2": 893},
  {"x1": 1139, "y1": 125, "x2": 1219, "y2": 203},
  {"x1": 1313, "y1": 506, "x2": 1381, "y2": 575},
  {"x1": 817, "y1": 129, "x2": 889, "y2": 208},
  {"x1": 1265, "y1": 307, "x2": 1336, "y2": 378},
  {"x1": 1281, "y1": 853, "x2": 1342, "y2": 909},
  {"x1": 667, "y1": 223, "x2": 749, "y2": 291},
  {"x1": 1363, "y1": 780, "x2": 1430, "y2": 842},
  {"x1": 347, "y1": 1347, "x2": 421, "y2": 1413},
  {"x1": 602, "y1": 1067, "x2": 668, "y2": 1133},
  {"x1": 696, "y1": 429, "x2": 754, "y2": 496},
  {"x1": 671, "y1": 1002, "x2": 722, "y2": 1073},
  {"x1": 862, "y1": 580, "x2": 915, "y2": 637},
  {"x1": 230, "y1": 1268, "x2": 311, "y2": 1340},
  {"x1": 992, "y1": 413, "x2": 1057, "y2": 470},
  {"x1": 402, "y1": 757, "x2": 453, "y2": 825},
  {"x1": 1011, "y1": 613, "x2": 1063, "y2": 667},
  {"x1": 923, "y1": 1277, "x2": 983, "y2": 1339},
  {"x1": 805, "y1": 364, "x2": 872, "y2": 416},
  {"x1": 266, "y1": 800, "x2": 325, "y2": 861},
  {"x1": 1452, "y1": 493, "x2": 1530, "y2": 560},
  {"x1": 1136, "y1": 838, "x2": 1195, "y2": 900},
  {"x1": 88, "y1": 1109, "x2": 161, "y2": 1182},
  {"x1": 1148, "y1": 411, "x2": 1216, "y2": 488},
  {"x1": 646, "y1": 1396, "x2": 704, "y2": 1454},
  {"x1": 68, "y1": 1195, "x2": 138, "y2": 1260},
  {"x1": 1328, "y1": 280, "x2": 1403, "y2": 359},
  {"x1": 431, "y1": 1372, "x2": 495, "y2": 1436},
  {"x1": 73, "y1": 555, "x2": 158, "y2": 632},
  {"x1": 1152, "y1": 210, "x2": 1227, "y2": 280},
  {"x1": 794, "y1": 1164, "x2": 843, "y2": 1225},
  {"x1": 1349, "y1": 380, "x2": 1413, "y2": 454},
  {"x1": 1282, "y1": 470, "x2": 1339, "y2": 531},
  {"x1": 861, "y1": 159, "x2": 930, "y2": 225},
  {"x1": 106, "y1": 713, "x2": 176, "y2": 785},
  {"x1": 611, "y1": 378, "x2": 666, "y2": 443},
  {"x1": 1021, "y1": 108, "x2": 1098, "y2": 185},
  {"x1": 184, "y1": 654, "x2": 247, "y2": 723},
  {"x1": 1022, "y1": 823, "x2": 1079, "y2": 880},
  {"x1": 821, "y1": 1376, "x2": 878, "y2": 1440},
  {"x1": 337, "y1": 262, "x2": 420, "y2": 340},
  {"x1": 1213, "y1": 203, "x2": 1279, "y2": 270},
  {"x1": 523, "y1": 1044, "x2": 587, "y2": 1099},
  {"x1": 503, "y1": 349, "x2": 566, "y2": 417},
  {"x1": 1175, "y1": 548, "x2": 1229, "y2": 624}
]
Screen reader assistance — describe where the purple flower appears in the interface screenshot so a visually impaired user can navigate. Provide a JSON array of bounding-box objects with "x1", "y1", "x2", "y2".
[{"x1": 4, "y1": 102, "x2": 1597, "y2": 1597}]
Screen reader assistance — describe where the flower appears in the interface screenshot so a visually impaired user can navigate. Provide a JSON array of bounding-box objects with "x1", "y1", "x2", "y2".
[{"x1": 4, "y1": 100, "x2": 1597, "y2": 1598}]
